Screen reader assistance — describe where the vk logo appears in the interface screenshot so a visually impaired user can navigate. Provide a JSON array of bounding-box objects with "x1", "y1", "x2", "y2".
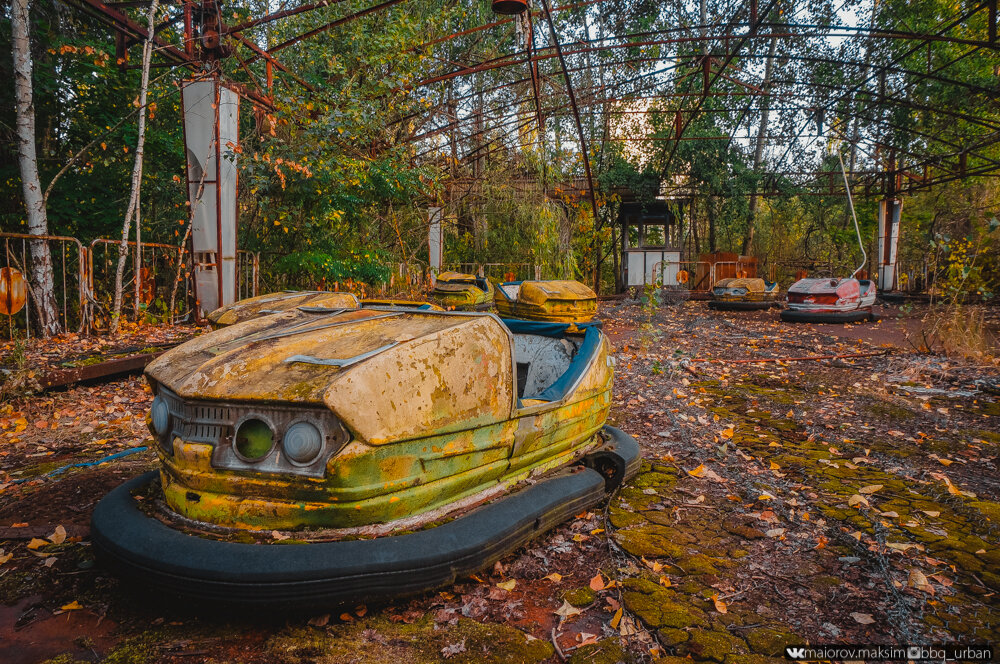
[{"x1": 785, "y1": 647, "x2": 807, "y2": 659}]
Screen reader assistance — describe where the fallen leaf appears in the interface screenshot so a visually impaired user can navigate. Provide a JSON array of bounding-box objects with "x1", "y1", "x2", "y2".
[
  {"x1": 908, "y1": 569, "x2": 934, "y2": 594},
  {"x1": 719, "y1": 427, "x2": 734, "y2": 440},
  {"x1": 589, "y1": 574, "x2": 605, "y2": 591},
  {"x1": 271, "y1": 530, "x2": 290, "y2": 541},
  {"x1": 0, "y1": 549, "x2": 11, "y2": 565},
  {"x1": 769, "y1": 461, "x2": 781, "y2": 470},
  {"x1": 441, "y1": 640, "x2": 467, "y2": 658},
  {"x1": 609, "y1": 607, "x2": 623, "y2": 629},
  {"x1": 26, "y1": 538, "x2": 49, "y2": 550},
  {"x1": 921, "y1": 510, "x2": 940, "y2": 518},
  {"x1": 496, "y1": 579, "x2": 516, "y2": 591},
  {"x1": 928, "y1": 574, "x2": 953, "y2": 587},
  {"x1": 851, "y1": 612, "x2": 875, "y2": 625},
  {"x1": 859, "y1": 484, "x2": 883, "y2": 495},
  {"x1": 658, "y1": 575, "x2": 671, "y2": 587},
  {"x1": 848, "y1": 494, "x2": 869, "y2": 508},
  {"x1": 48, "y1": 525, "x2": 66, "y2": 545},
  {"x1": 554, "y1": 600, "x2": 582, "y2": 618},
  {"x1": 937, "y1": 458, "x2": 954, "y2": 466},
  {"x1": 765, "y1": 528, "x2": 786, "y2": 538},
  {"x1": 618, "y1": 614, "x2": 639, "y2": 636},
  {"x1": 61, "y1": 601, "x2": 83, "y2": 611},
  {"x1": 543, "y1": 573, "x2": 563, "y2": 583},
  {"x1": 687, "y1": 464, "x2": 707, "y2": 478},
  {"x1": 307, "y1": 614, "x2": 330, "y2": 627},
  {"x1": 711, "y1": 593, "x2": 728, "y2": 614}
]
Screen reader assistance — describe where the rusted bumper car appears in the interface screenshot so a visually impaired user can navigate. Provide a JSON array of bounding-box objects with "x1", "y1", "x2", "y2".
[
  {"x1": 207, "y1": 291, "x2": 360, "y2": 327},
  {"x1": 780, "y1": 277, "x2": 878, "y2": 323},
  {"x1": 91, "y1": 307, "x2": 638, "y2": 607},
  {"x1": 495, "y1": 280, "x2": 597, "y2": 323},
  {"x1": 431, "y1": 271, "x2": 495, "y2": 311},
  {"x1": 708, "y1": 278, "x2": 780, "y2": 311}
]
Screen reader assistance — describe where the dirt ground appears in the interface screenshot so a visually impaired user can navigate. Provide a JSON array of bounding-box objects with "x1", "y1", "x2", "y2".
[{"x1": 0, "y1": 301, "x2": 997, "y2": 664}]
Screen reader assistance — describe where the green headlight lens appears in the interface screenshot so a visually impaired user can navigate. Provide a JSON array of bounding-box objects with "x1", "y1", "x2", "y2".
[{"x1": 234, "y1": 419, "x2": 274, "y2": 460}]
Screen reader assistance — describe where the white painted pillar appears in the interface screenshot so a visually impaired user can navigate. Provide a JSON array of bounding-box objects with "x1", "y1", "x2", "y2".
[
  {"x1": 427, "y1": 206, "x2": 443, "y2": 276},
  {"x1": 182, "y1": 78, "x2": 238, "y2": 317},
  {"x1": 877, "y1": 198, "x2": 902, "y2": 291}
]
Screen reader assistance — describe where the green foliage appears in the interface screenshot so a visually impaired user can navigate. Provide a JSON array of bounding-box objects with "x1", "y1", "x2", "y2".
[{"x1": 273, "y1": 248, "x2": 392, "y2": 286}]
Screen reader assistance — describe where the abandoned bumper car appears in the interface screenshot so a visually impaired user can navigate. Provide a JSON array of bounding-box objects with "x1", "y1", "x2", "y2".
[
  {"x1": 431, "y1": 271, "x2": 495, "y2": 311},
  {"x1": 707, "y1": 277, "x2": 781, "y2": 311},
  {"x1": 91, "y1": 307, "x2": 639, "y2": 607},
  {"x1": 780, "y1": 277, "x2": 878, "y2": 323},
  {"x1": 495, "y1": 280, "x2": 598, "y2": 323},
  {"x1": 208, "y1": 290, "x2": 360, "y2": 327}
]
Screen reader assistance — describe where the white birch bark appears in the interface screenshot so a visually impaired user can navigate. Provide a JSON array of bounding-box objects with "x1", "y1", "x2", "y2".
[
  {"x1": 111, "y1": 0, "x2": 160, "y2": 331},
  {"x1": 12, "y1": 0, "x2": 61, "y2": 336}
]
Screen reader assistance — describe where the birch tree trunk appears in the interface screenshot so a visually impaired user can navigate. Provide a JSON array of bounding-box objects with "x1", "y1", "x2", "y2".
[
  {"x1": 12, "y1": 0, "x2": 61, "y2": 337},
  {"x1": 111, "y1": 0, "x2": 159, "y2": 331},
  {"x1": 741, "y1": 36, "x2": 777, "y2": 255}
]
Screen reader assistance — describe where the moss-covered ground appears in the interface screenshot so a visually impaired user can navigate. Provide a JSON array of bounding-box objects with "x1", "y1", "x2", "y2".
[{"x1": 0, "y1": 301, "x2": 996, "y2": 663}]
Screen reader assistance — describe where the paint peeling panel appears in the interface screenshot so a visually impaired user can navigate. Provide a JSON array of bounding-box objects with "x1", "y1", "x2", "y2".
[
  {"x1": 326, "y1": 316, "x2": 514, "y2": 445},
  {"x1": 146, "y1": 310, "x2": 471, "y2": 404}
]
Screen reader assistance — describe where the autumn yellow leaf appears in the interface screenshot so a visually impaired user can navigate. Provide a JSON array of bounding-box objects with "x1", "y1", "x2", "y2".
[
  {"x1": 719, "y1": 427, "x2": 734, "y2": 440},
  {"x1": 769, "y1": 461, "x2": 780, "y2": 470},
  {"x1": 687, "y1": 464, "x2": 707, "y2": 477},
  {"x1": 543, "y1": 573, "x2": 563, "y2": 583},
  {"x1": 61, "y1": 601, "x2": 83, "y2": 611},
  {"x1": 609, "y1": 607, "x2": 623, "y2": 629},
  {"x1": 859, "y1": 484, "x2": 883, "y2": 494},
  {"x1": 26, "y1": 538, "x2": 49, "y2": 550},
  {"x1": 658, "y1": 575, "x2": 671, "y2": 587},
  {"x1": 496, "y1": 579, "x2": 516, "y2": 591},
  {"x1": 711, "y1": 593, "x2": 728, "y2": 614}
]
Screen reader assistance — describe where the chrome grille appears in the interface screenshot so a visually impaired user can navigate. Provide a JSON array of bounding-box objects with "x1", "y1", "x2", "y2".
[{"x1": 152, "y1": 386, "x2": 349, "y2": 478}]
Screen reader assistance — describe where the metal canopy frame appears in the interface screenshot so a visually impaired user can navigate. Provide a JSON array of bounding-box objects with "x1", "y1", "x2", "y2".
[{"x1": 56, "y1": 0, "x2": 1000, "y2": 201}]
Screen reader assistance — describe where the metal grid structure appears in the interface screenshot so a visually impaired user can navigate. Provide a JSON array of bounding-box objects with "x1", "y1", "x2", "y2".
[{"x1": 40, "y1": 0, "x2": 1000, "y2": 301}]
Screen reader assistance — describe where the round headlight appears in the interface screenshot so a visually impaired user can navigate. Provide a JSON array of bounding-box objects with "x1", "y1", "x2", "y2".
[
  {"x1": 283, "y1": 422, "x2": 323, "y2": 464},
  {"x1": 234, "y1": 418, "x2": 274, "y2": 460},
  {"x1": 151, "y1": 396, "x2": 169, "y2": 435}
]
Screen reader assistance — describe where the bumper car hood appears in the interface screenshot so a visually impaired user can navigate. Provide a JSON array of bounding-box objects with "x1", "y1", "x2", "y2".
[{"x1": 146, "y1": 309, "x2": 514, "y2": 444}]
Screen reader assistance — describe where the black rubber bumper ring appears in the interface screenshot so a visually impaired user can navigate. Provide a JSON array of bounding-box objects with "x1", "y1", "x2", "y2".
[
  {"x1": 91, "y1": 426, "x2": 642, "y2": 609},
  {"x1": 780, "y1": 309, "x2": 874, "y2": 324},
  {"x1": 708, "y1": 300, "x2": 777, "y2": 311}
]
